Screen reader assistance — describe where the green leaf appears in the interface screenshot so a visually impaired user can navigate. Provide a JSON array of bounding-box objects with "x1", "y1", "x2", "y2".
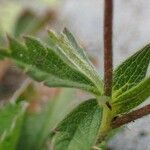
[
  {"x1": 48, "y1": 30, "x2": 103, "y2": 94},
  {"x1": 0, "y1": 34, "x2": 102, "y2": 96},
  {"x1": 63, "y1": 28, "x2": 90, "y2": 63},
  {"x1": 17, "y1": 89, "x2": 75, "y2": 150},
  {"x1": 112, "y1": 77, "x2": 150, "y2": 114},
  {"x1": 13, "y1": 10, "x2": 38, "y2": 37},
  {"x1": 112, "y1": 44, "x2": 150, "y2": 98},
  {"x1": 14, "y1": 9, "x2": 53, "y2": 37},
  {"x1": 51, "y1": 99, "x2": 102, "y2": 150},
  {"x1": 0, "y1": 102, "x2": 27, "y2": 150}
]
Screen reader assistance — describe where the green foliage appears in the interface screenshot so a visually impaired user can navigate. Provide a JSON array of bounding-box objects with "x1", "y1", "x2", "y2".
[
  {"x1": 0, "y1": 28, "x2": 149, "y2": 150},
  {"x1": 14, "y1": 10, "x2": 38, "y2": 37},
  {"x1": 14, "y1": 9, "x2": 54, "y2": 37},
  {"x1": 47, "y1": 30, "x2": 103, "y2": 94},
  {"x1": 17, "y1": 89, "x2": 75, "y2": 150},
  {"x1": 51, "y1": 28, "x2": 102, "y2": 92},
  {"x1": 112, "y1": 77, "x2": 150, "y2": 114},
  {"x1": 51, "y1": 99, "x2": 102, "y2": 150},
  {"x1": 0, "y1": 33, "x2": 102, "y2": 96},
  {"x1": 112, "y1": 45, "x2": 150, "y2": 114},
  {"x1": 112, "y1": 44, "x2": 150, "y2": 98},
  {"x1": 0, "y1": 102, "x2": 27, "y2": 150},
  {"x1": 63, "y1": 28, "x2": 91, "y2": 63}
]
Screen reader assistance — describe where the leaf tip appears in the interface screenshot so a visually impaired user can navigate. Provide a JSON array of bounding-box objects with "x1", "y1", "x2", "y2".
[
  {"x1": 63, "y1": 27, "x2": 69, "y2": 34},
  {"x1": 23, "y1": 35, "x2": 36, "y2": 44},
  {"x1": 6, "y1": 33, "x2": 13, "y2": 42}
]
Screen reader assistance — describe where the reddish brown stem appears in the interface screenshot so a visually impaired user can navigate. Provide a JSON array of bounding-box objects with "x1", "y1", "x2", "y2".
[
  {"x1": 111, "y1": 104, "x2": 150, "y2": 128},
  {"x1": 104, "y1": 0, "x2": 113, "y2": 97}
]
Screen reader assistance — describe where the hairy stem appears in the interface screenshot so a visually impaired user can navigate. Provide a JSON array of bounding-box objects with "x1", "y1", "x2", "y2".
[
  {"x1": 104, "y1": 0, "x2": 113, "y2": 97},
  {"x1": 97, "y1": 0, "x2": 114, "y2": 143},
  {"x1": 111, "y1": 104, "x2": 150, "y2": 128}
]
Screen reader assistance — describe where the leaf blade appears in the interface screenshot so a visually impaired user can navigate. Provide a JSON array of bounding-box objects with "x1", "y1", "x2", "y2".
[
  {"x1": 48, "y1": 30, "x2": 103, "y2": 94},
  {"x1": 0, "y1": 102, "x2": 27, "y2": 150},
  {"x1": 17, "y1": 89, "x2": 75, "y2": 150},
  {"x1": 112, "y1": 44, "x2": 150, "y2": 98},
  {"x1": 51, "y1": 99, "x2": 102, "y2": 150},
  {"x1": 112, "y1": 77, "x2": 150, "y2": 114},
  {"x1": 62, "y1": 28, "x2": 90, "y2": 63},
  {"x1": 0, "y1": 35, "x2": 102, "y2": 96}
]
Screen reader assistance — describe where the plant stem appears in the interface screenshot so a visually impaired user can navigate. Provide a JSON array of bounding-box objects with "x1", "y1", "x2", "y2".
[
  {"x1": 104, "y1": 0, "x2": 113, "y2": 97},
  {"x1": 99, "y1": 0, "x2": 150, "y2": 145},
  {"x1": 97, "y1": 0, "x2": 114, "y2": 143},
  {"x1": 98, "y1": 104, "x2": 113, "y2": 142},
  {"x1": 111, "y1": 104, "x2": 150, "y2": 128}
]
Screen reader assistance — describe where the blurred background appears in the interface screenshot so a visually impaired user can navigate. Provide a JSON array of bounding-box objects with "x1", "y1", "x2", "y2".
[{"x1": 0, "y1": 0, "x2": 150, "y2": 149}]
